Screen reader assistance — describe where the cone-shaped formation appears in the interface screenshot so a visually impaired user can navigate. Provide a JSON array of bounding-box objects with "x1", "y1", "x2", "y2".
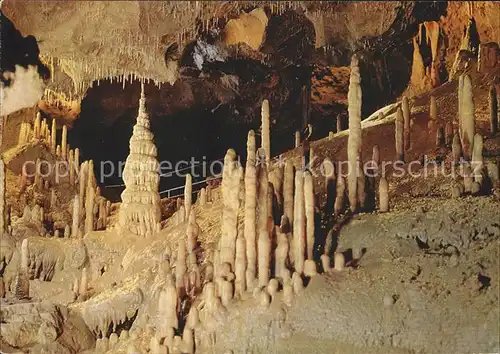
[{"x1": 119, "y1": 84, "x2": 161, "y2": 237}]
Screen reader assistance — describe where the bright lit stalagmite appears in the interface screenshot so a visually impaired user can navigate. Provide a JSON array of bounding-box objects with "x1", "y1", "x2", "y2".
[{"x1": 118, "y1": 84, "x2": 161, "y2": 237}]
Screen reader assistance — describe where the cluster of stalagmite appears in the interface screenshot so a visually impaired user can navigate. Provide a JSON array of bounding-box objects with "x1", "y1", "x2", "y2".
[{"x1": 118, "y1": 84, "x2": 161, "y2": 237}]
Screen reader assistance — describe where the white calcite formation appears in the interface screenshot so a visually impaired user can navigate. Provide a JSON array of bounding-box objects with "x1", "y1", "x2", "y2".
[{"x1": 118, "y1": 84, "x2": 161, "y2": 237}]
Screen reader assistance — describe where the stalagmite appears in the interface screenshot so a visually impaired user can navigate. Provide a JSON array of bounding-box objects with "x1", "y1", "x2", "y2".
[
  {"x1": 283, "y1": 160, "x2": 294, "y2": 224},
  {"x1": 78, "y1": 162, "x2": 88, "y2": 211},
  {"x1": 304, "y1": 171, "x2": 315, "y2": 260},
  {"x1": 334, "y1": 252, "x2": 345, "y2": 271},
  {"x1": 56, "y1": 145, "x2": 61, "y2": 158},
  {"x1": 295, "y1": 131, "x2": 301, "y2": 148},
  {"x1": 118, "y1": 84, "x2": 161, "y2": 237},
  {"x1": 181, "y1": 328, "x2": 194, "y2": 354},
  {"x1": 221, "y1": 279, "x2": 233, "y2": 306},
  {"x1": 347, "y1": 55, "x2": 362, "y2": 212},
  {"x1": 490, "y1": 86, "x2": 498, "y2": 135},
  {"x1": 283, "y1": 284, "x2": 293, "y2": 306},
  {"x1": 84, "y1": 184, "x2": 95, "y2": 234},
  {"x1": 275, "y1": 215, "x2": 290, "y2": 280},
  {"x1": 257, "y1": 153, "x2": 270, "y2": 287},
  {"x1": 334, "y1": 174, "x2": 346, "y2": 216},
  {"x1": 379, "y1": 177, "x2": 389, "y2": 212},
  {"x1": 220, "y1": 149, "x2": 242, "y2": 268},
  {"x1": 436, "y1": 126, "x2": 445, "y2": 146},
  {"x1": 184, "y1": 174, "x2": 192, "y2": 220},
  {"x1": 471, "y1": 133, "x2": 483, "y2": 175},
  {"x1": 61, "y1": 125, "x2": 68, "y2": 160},
  {"x1": 158, "y1": 284, "x2": 179, "y2": 333},
  {"x1": 74, "y1": 148, "x2": 80, "y2": 178},
  {"x1": 34, "y1": 113, "x2": 41, "y2": 139},
  {"x1": 71, "y1": 195, "x2": 80, "y2": 238},
  {"x1": 293, "y1": 170, "x2": 305, "y2": 274},
  {"x1": 445, "y1": 122, "x2": 454, "y2": 145},
  {"x1": 261, "y1": 99, "x2": 271, "y2": 166},
  {"x1": 402, "y1": 96, "x2": 411, "y2": 151},
  {"x1": 395, "y1": 107, "x2": 404, "y2": 161},
  {"x1": 176, "y1": 241, "x2": 187, "y2": 294},
  {"x1": 69, "y1": 149, "x2": 75, "y2": 185},
  {"x1": 0, "y1": 158, "x2": 5, "y2": 233},
  {"x1": 79, "y1": 267, "x2": 88, "y2": 297},
  {"x1": 199, "y1": 187, "x2": 207, "y2": 206},
  {"x1": 292, "y1": 272, "x2": 303, "y2": 294},
  {"x1": 50, "y1": 119, "x2": 57, "y2": 153},
  {"x1": 430, "y1": 95, "x2": 438, "y2": 121},
  {"x1": 452, "y1": 134, "x2": 462, "y2": 163},
  {"x1": 234, "y1": 233, "x2": 246, "y2": 295},
  {"x1": 186, "y1": 211, "x2": 199, "y2": 254},
  {"x1": 244, "y1": 130, "x2": 257, "y2": 288},
  {"x1": 304, "y1": 260, "x2": 317, "y2": 277},
  {"x1": 320, "y1": 254, "x2": 331, "y2": 273},
  {"x1": 337, "y1": 115, "x2": 343, "y2": 132},
  {"x1": 460, "y1": 75, "x2": 475, "y2": 160}
]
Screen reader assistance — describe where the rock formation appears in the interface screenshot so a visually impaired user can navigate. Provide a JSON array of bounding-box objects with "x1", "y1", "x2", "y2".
[{"x1": 118, "y1": 84, "x2": 161, "y2": 237}]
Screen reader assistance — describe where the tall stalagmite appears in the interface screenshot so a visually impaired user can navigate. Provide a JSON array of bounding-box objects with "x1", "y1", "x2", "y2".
[
  {"x1": 261, "y1": 99, "x2": 271, "y2": 166},
  {"x1": 244, "y1": 130, "x2": 257, "y2": 288},
  {"x1": 460, "y1": 75, "x2": 475, "y2": 160},
  {"x1": 293, "y1": 170, "x2": 305, "y2": 274},
  {"x1": 257, "y1": 149, "x2": 270, "y2": 287},
  {"x1": 220, "y1": 149, "x2": 242, "y2": 268},
  {"x1": 184, "y1": 174, "x2": 192, "y2": 220},
  {"x1": 118, "y1": 84, "x2": 161, "y2": 237},
  {"x1": 347, "y1": 55, "x2": 362, "y2": 212}
]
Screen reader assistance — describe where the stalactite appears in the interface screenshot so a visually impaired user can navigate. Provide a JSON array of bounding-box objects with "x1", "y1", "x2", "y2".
[
  {"x1": 244, "y1": 130, "x2": 257, "y2": 288},
  {"x1": 347, "y1": 55, "x2": 362, "y2": 213}
]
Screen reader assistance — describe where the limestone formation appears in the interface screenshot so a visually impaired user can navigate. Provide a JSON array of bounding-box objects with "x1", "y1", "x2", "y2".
[
  {"x1": 199, "y1": 188, "x2": 207, "y2": 206},
  {"x1": 283, "y1": 160, "x2": 294, "y2": 224},
  {"x1": 220, "y1": 149, "x2": 242, "y2": 269},
  {"x1": 304, "y1": 171, "x2": 315, "y2": 260},
  {"x1": 244, "y1": 130, "x2": 257, "y2": 288},
  {"x1": 293, "y1": 170, "x2": 305, "y2": 274},
  {"x1": 334, "y1": 252, "x2": 345, "y2": 271},
  {"x1": 261, "y1": 99, "x2": 271, "y2": 166},
  {"x1": 436, "y1": 126, "x2": 445, "y2": 147},
  {"x1": 234, "y1": 233, "x2": 246, "y2": 295},
  {"x1": 334, "y1": 174, "x2": 346, "y2": 216},
  {"x1": 402, "y1": 96, "x2": 411, "y2": 150},
  {"x1": 379, "y1": 177, "x2": 389, "y2": 212},
  {"x1": 118, "y1": 84, "x2": 161, "y2": 237},
  {"x1": 471, "y1": 133, "x2": 483, "y2": 176},
  {"x1": 184, "y1": 174, "x2": 192, "y2": 220},
  {"x1": 50, "y1": 118, "x2": 57, "y2": 154},
  {"x1": 303, "y1": 260, "x2": 317, "y2": 277},
  {"x1": 460, "y1": 75, "x2": 475, "y2": 160},
  {"x1": 295, "y1": 131, "x2": 301, "y2": 148},
  {"x1": 257, "y1": 154, "x2": 270, "y2": 287},
  {"x1": 61, "y1": 125, "x2": 68, "y2": 160},
  {"x1": 430, "y1": 95, "x2": 437, "y2": 121},
  {"x1": 84, "y1": 182, "x2": 95, "y2": 234},
  {"x1": 347, "y1": 55, "x2": 362, "y2": 212},
  {"x1": 452, "y1": 134, "x2": 462, "y2": 163},
  {"x1": 275, "y1": 215, "x2": 290, "y2": 281},
  {"x1": 490, "y1": 86, "x2": 498, "y2": 135},
  {"x1": 395, "y1": 107, "x2": 404, "y2": 161},
  {"x1": 445, "y1": 122, "x2": 454, "y2": 145},
  {"x1": 72, "y1": 195, "x2": 81, "y2": 238}
]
